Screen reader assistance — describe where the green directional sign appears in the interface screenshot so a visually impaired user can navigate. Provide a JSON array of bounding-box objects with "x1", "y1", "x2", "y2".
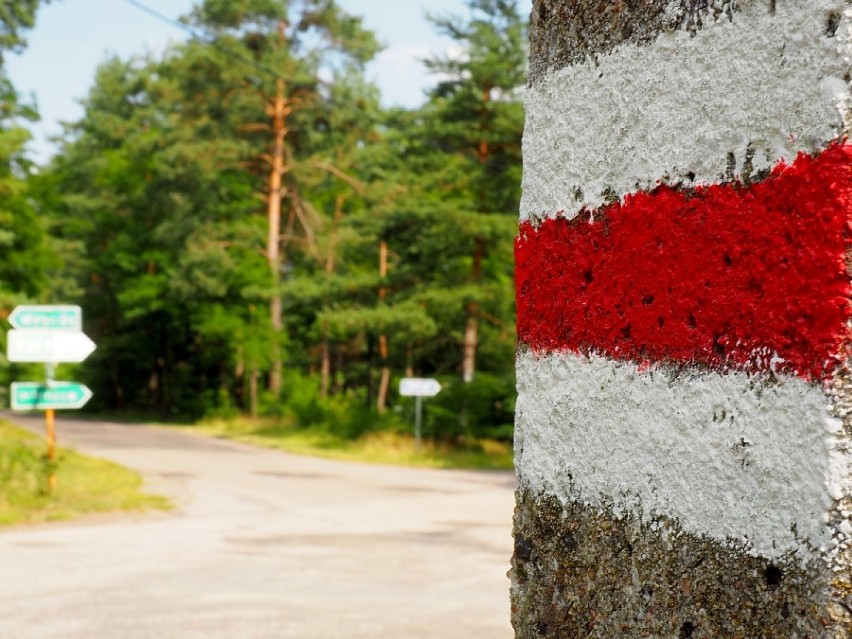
[
  {"x1": 10, "y1": 382, "x2": 93, "y2": 410},
  {"x1": 8, "y1": 305, "x2": 82, "y2": 330}
]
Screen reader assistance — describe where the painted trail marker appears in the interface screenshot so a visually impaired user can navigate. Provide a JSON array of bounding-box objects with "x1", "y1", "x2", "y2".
[
  {"x1": 8, "y1": 305, "x2": 82, "y2": 330},
  {"x1": 399, "y1": 378, "x2": 442, "y2": 450},
  {"x1": 11, "y1": 382, "x2": 93, "y2": 411},
  {"x1": 512, "y1": 1, "x2": 851, "y2": 637},
  {"x1": 7, "y1": 329, "x2": 96, "y2": 363}
]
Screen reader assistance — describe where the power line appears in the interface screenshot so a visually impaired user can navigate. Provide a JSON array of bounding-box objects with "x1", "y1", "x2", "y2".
[
  {"x1": 122, "y1": 0, "x2": 388, "y2": 124},
  {"x1": 123, "y1": 0, "x2": 282, "y2": 80},
  {"x1": 123, "y1": 0, "x2": 193, "y2": 35}
]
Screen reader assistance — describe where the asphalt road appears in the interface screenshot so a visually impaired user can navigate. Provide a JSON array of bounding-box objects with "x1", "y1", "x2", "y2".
[{"x1": 0, "y1": 412, "x2": 516, "y2": 638}]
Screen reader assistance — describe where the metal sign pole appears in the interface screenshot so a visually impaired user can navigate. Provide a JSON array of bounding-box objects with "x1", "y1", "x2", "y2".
[
  {"x1": 6, "y1": 304, "x2": 98, "y2": 491},
  {"x1": 398, "y1": 378, "x2": 441, "y2": 453},
  {"x1": 45, "y1": 408, "x2": 56, "y2": 491},
  {"x1": 414, "y1": 396, "x2": 423, "y2": 452},
  {"x1": 44, "y1": 362, "x2": 56, "y2": 491}
]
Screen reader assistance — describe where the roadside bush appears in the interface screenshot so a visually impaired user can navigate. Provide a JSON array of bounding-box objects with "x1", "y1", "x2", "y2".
[
  {"x1": 0, "y1": 439, "x2": 53, "y2": 499},
  {"x1": 217, "y1": 370, "x2": 515, "y2": 446},
  {"x1": 276, "y1": 371, "x2": 402, "y2": 440},
  {"x1": 203, "y1": 386, "x2": 241, "y2": 420},
  {"x1": 417, "y1": 372, "x2": 515, "y2": 443}
]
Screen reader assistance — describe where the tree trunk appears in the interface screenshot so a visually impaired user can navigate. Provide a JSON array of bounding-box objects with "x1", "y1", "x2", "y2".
[
  {"x1": 377, "y1": 240, "x2": 390, "y2": 413},
  {"x1": 321, "y1": 194, "x2": 345, "y2": 399},
  {"x1": 249, "y1": 368, "x2": 259, "y2": 418},
  {"x1": 320, "y1": 333, "x2": 331, "y2": 399},
  {"x1": 462, "y1": 240, "x2": 483, "y2": 383},
  {"x1": 234, "y1": 346, "x2": 245, "y2": 411},
  {"x1": 462, "y1": 86, "x2": 493, "y2": 384},
  {"x1": 334, "y1": 348, "x2": 344, "y2": 395},
  {"x1": 406, "y1": 343, "x2": 414, "y2": 378},
  {"x1": 267, "y1": 78, "x2": 290, "y2": 397}
]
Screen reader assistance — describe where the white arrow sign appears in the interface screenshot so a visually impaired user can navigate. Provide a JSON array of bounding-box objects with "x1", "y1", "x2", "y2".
[
  {"x1": 7, "y1": 329, "x2": 97, "y2": 363},
  {"x1": 399, "y1": 377, "x2": 442, "y2": 397}
]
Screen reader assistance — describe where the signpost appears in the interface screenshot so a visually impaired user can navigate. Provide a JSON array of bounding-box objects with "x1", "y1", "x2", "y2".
[
  {"x1": 6, "y1": 304, "x2": 96, "y2": 490},
  {"x1": 11, "y1": 382, "x2": 93, "y2": 411},
  {"x1": 7, "y1": 329, "x2": 97, "y2": 363},
  {"x1": 399, "y1": 378, "x2": 441, "y2": 397},
  {"x1": 8, "y1": 305, "x2": 82, "y2": 330},
  {"x1": 399, "y1": 377, "x2": 442, "y2": 450}
]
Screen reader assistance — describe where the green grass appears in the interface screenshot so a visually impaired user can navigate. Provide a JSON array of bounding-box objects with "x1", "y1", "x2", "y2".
[
  {"x1": 0, "y1": 420, "x2": 170, "y2": 527},
  {"x1": 190, "y1": 416, "x2": 515, "y2": 471}
]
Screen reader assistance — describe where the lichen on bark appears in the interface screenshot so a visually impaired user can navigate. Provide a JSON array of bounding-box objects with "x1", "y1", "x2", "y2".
[{"x1": 510, "y1": 489, "x2": 839, "y2": 638}]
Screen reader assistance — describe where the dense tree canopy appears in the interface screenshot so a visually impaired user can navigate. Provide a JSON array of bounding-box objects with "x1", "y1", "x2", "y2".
[
  {"x1": 0, "y1": 75, "x2": 43, "y2": 307},
  {"x1": 0, "y1": 0, "x2": 53, "y2": 396},
  {"x1": 2, "y1": 0, "x2": 527, "y2": 440},
  {"x1": 0, "y1": 0, "x2": 44, "y2": 64}
]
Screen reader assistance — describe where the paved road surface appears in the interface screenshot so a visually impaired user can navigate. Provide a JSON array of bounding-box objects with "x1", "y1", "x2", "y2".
[{"x1": 0, "y1": 412, "x2": 516, "y2": 638}]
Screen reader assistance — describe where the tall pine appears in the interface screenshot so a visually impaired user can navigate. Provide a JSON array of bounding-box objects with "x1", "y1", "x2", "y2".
[{"x1": 423, "y1": 0, "x2": 526, "y2": 383}]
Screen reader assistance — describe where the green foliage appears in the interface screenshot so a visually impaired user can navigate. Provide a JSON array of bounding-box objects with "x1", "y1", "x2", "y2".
[
  {"x1": 424, "y1": 0, "x2": 527, "y2": 214},
  {"x1": 37, "y1": 0, "x2": 388, "y2": 418},
  {"x1": 0, "y1": 421, "x2": 170, "y2": 526},
  {"x1": 319, "y1": 302, "x2": 438, "y2": 342},
  {"x1": 415, "y1": 372, "x2": 516, "y2": 443},
  {"x1": 0, "y1": 436, "x2": 52, "y2": 498},
  {"x1": 266, "y1": 370, "x2": 399, "y2": 440},
  {"x1": 187, "y1": 0, "x2": 380, "y2": 62},
  {"x1": 0, "y1": 74, "x2": 46, "y2": 309},
  {"x1": 28, "y1": 1, "x2": 528, "y2": 446},
  {"x1": 0, "y1": 66, "x2": 53, "y2": 396},
  {"x1": 195, "y1": 415, "x2": 513, "y2": 470},
  {"x1": 0, "y1": 0, "x2": 46, "y2": 63}
]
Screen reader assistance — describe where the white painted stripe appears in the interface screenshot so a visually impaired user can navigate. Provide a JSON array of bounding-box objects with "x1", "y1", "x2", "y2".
[
  {"x1": 520, "y1": 0, "x2": 850, "y2": 222},
  {"x1": 514, "y1": 350, "x2": 841, "y2": 560}
]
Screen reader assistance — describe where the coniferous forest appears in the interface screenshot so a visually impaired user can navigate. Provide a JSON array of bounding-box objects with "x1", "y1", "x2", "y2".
[{"x1": 0, "y1": 0, "x2": 526, "y2": 444}]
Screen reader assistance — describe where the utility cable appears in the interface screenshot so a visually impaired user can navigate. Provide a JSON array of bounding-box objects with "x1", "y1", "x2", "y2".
[
  {"x1": 122, "y1": 0, "x2": 388, "y2": 124},
  {"x1": 123, "y1": 0, "x2": 283, "y2": 80}
]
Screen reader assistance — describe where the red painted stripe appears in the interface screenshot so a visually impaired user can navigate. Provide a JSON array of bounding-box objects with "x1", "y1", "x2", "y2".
[{"x1": 515, "y1": 143, "x2": 852, "y2": 381}]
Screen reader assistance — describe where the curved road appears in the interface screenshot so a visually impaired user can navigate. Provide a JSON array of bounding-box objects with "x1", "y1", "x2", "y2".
[{"x1": 0, "y1": 413, "x2": 516, "y2": 638}]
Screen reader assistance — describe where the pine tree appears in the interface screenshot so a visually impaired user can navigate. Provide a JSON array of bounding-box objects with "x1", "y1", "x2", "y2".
[
  {"x1": 0, "y1": 1, "x2": 45, "y2": 64},
  {"x1": 40, "y1": 1, "x2": 381, "y2": 416},
  {"x1": 423, "y1": 0, "x2": 526, "y2": 383}
]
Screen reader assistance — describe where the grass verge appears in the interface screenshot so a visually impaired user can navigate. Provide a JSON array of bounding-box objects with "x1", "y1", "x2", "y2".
[
  {"x1": 190, "y1": 416, "x2": 514, "y2": 471},
  {"x1": 0, "y1": 420, "x2": 170, "y2": 527}
]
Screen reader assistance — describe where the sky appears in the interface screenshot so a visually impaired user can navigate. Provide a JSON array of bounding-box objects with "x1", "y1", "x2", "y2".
[{"x1": 6, "y1": 0, "x2": 532, "y2": 164}]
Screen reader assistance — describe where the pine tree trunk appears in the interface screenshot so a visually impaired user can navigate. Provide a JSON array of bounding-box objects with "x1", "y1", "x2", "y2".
[
  {"x1": 320, "y1": 326, "x2": 331, "y2": 399},
  {"x1": 406, "y1": 344, "x2": 414, "y2": 377},
  {"x1": 267, "y1": 78, "x2": 290, "y2": 397},
  {"x1": 321, "y1": 194, "x2": 345, "y2": 399},
  {"x1": 249, "y1": 368, "x2": 259, "y2": 418},
  {"x1": 377, "y1": 241, "x2": 390, "y2": 413},
  {"x1": 334, "y1": 349, "x2": 344, "y2": 395},
  {"x1": 462, "y1": 240, "x2": 483, "y2": 383},
  {"x1": 462, "y1": 86, "x2": 492, "y2": 384},
  {"x1": 235, "y1": 346, "x2": 245, "y2": 410}
]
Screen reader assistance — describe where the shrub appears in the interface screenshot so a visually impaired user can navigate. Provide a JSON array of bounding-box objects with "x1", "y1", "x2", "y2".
[
  {"x1": 0, "y1": 439, "x2": 53, "y2": 498},
  {"x1": 274, "y1": 371, "x2": 403, "y2": 440},
  {"x1": 415, "y1": 372, "x2": 516, "y2": 442}
]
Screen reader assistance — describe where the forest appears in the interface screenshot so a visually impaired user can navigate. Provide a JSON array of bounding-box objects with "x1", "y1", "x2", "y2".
[{"x1": 0, "y1": 0, "x2": 526, "y2": 445}]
